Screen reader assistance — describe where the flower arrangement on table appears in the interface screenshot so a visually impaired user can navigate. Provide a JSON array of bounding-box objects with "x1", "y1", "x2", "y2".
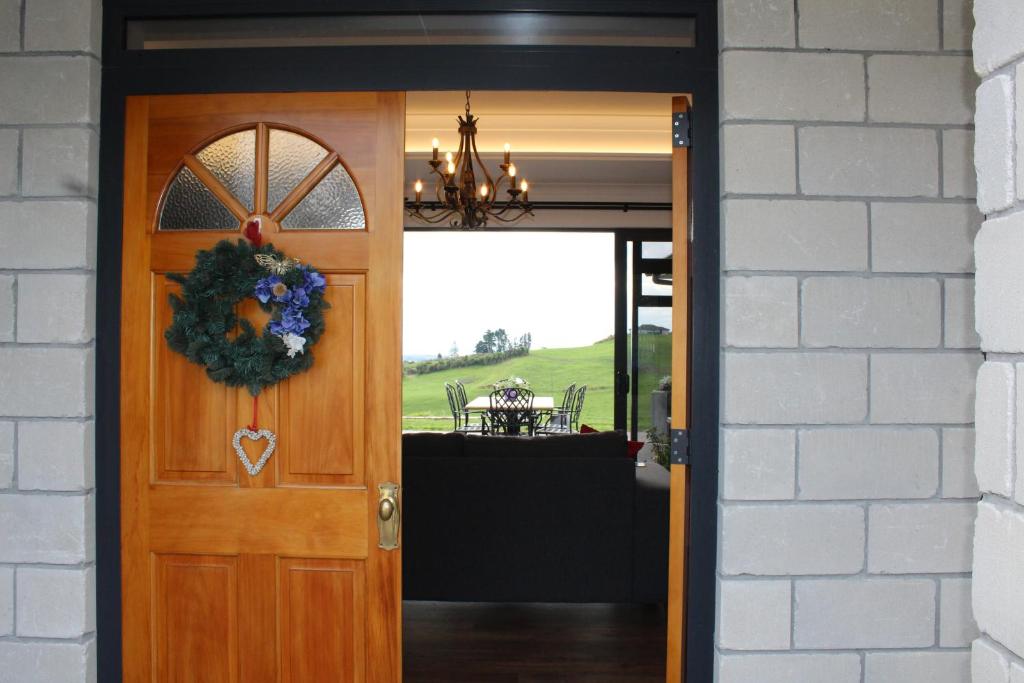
[{"x1": 493, "y1": 376, "x2": 531, "y2": 400}]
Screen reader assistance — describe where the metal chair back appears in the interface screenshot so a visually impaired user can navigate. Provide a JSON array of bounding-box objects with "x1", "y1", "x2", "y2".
[
  {"x1": 444, "y1": 382, "x2": 462, "y2": 431},
  {"x1": 455, "y1": 380, "x2": 470, "y2": 411},
  {"x1": 560, "y1": 383, "x2": 577, "y2": 413},
  {"x1": 488, "y1": 387, "x2": 535, "y2": 435},
  {"x1": 570, "y1": 384, "x2": 587, "y2": 433}
]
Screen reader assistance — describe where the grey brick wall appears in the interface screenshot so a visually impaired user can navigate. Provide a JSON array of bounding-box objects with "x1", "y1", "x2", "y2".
[
  {"x1": 970, "y1": 1, "x2": 1024, "y2": 681},
  {"x1": 0, "y1": 2, "x2": 996, "y2": 680},
  {"x1": 0, "y1": 0, "x2": 100, "y2": 680},
  {"x1": 719, "y1": 1, "x2": 982, "y2": 681}
]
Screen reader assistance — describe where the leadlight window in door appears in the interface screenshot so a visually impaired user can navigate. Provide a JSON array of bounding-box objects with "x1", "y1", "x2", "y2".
[{"x1": 157, "y1": 123, "x2": 366, "y2": 231}]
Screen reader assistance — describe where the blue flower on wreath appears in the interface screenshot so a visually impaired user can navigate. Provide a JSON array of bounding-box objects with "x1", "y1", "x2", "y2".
[
  {"x1": 301, "y1": 267, "x2": 327, "y2": 295},
  {"x1": 269, "y1": 304, "x2": 311, "y2": 336},
  {"x1": 254, "y1": 275, "x2": 281, "y2": 304},
  {"x1": 255, "y1": 274, "x2": 311, "y2": 308},
  {"x1": 289, "y1": 286, "x2": 310, "y2": 308}
]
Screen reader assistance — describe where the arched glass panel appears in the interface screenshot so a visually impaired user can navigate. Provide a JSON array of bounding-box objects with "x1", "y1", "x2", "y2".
[
  {"x1": 159, "y1": 166, "x2": 239, "y2": 230},
  {"x1": 194, "y1": 128, "x2": 256, "y2": 211},
  {"x1": 267, "y1": 129, "x2": 329, "y2": 213},
  {"x1": 281, "y1": 164, "x2": 366, "y2": 230},
  {"x1": 157, "y1": 124, "x2": 366, "y2": 231}
]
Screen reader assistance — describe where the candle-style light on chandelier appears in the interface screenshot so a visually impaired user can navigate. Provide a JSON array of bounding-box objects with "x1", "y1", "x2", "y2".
[{"x1": 407, "y1": 90, "x2": 533, "y2": 229}]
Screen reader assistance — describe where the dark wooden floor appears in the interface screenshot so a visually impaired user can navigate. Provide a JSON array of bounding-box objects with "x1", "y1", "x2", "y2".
[{"x1": 403, "y1": 601, "x2": 667, "y2": 682}]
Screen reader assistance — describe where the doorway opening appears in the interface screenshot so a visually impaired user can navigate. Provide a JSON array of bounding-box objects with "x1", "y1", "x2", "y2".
[
  {"x1": 96, "y1": 6, "x2": 720, "y2": 681},
  {"x1": 400, "y1": 91, "x2": 683, "y2": 681}
]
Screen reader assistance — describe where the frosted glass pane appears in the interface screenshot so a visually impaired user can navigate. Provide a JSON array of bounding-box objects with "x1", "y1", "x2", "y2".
[
  {"x1": 158, "y1": 166, "x2": 239, "y2": 230},
  {"x1": 281, "y1": 164, "x2": 365, "y2": 230},
  {"x1": 195, "y1": 129, "x2": 256, "y2": 210},
  {"x1": 268, "y1": 129, "x2": 329, "y2": 212}
]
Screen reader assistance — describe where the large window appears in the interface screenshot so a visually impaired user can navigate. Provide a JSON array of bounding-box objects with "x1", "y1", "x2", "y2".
[{"x1": 402, "y1": 231, "x2": 615, "y2": 431}]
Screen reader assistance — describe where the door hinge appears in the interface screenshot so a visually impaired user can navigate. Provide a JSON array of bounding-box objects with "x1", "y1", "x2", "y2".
[
  {"x1": 670, "y1": 428, "x2": 690, "y2": 465},
  {"x1": 672, "y1": 111, "x2": 691, "y2": 148}
]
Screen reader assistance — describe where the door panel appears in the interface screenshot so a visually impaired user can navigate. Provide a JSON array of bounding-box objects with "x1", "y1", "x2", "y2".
[
  {"x1": 280, "y1": 559, "x2": 366, "y2": 683},
  {"x1": 121, "y1": 92, "x2": 403, "y2": 681},
  {"x1": 154, "y1": 554, "x2": 239, "y2": 683},
  {"x1": 278, "y1": 274, "x2": 365, "y2": 485},
  {"x1": 153, "y1": 276, "x2": 237, "y2": 483}
]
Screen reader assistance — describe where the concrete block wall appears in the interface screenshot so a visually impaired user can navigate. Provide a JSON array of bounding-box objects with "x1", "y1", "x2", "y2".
[
  {"x1": 0, "y1": 0, "x2": 100, "y2": 680},
  {"x1": 970, "y1": 1, "x2": 1024, "y2": 681},
  {"x1": 719, "y1": 1, "x2": 982, "y2": 681}
]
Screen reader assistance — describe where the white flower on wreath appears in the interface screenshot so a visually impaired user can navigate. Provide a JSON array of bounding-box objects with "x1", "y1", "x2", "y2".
[{"x1": 280, "y1": 332, "x2": 307, "y2": 358}]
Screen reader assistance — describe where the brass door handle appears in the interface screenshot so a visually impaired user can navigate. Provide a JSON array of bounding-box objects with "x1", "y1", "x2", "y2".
[{"x1": 377, "y1": 483, "x2": 400, "y2": 550}]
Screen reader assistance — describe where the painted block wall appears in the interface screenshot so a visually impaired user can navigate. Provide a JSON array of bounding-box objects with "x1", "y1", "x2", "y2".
[
  {"x1": 0, "y1": 0, "x2": 101, "y2": 680},
  {"x1": 0, "y1": 1, "x2": 992, "y2": 681},
  {"x1": 970, "y1": 1, "x2": 1024, "y2": 681},
  {"x1": 718, "y1": 1, "x2": 982, "y2": 681}
]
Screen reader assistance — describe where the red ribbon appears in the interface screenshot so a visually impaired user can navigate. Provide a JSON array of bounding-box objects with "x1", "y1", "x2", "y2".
[
  {"x1": 248, "y1": 395, "x2": 259, "y2": 431},
  {"x1": 243, "y1": 218, "x2": 262, "y2": 246}
]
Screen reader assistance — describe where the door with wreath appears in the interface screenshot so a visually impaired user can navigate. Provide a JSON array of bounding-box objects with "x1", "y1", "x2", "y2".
[{"x1": 120, "y1": 93, "x2": 403, "y2": 681}]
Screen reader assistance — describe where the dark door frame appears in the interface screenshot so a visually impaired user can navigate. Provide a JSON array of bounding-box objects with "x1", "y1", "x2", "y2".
[{"x1": 95, "y1": 2, "x2": 720, "y2": 681}]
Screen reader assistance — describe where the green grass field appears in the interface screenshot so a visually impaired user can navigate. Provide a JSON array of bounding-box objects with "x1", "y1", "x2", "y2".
[{"x1": 402, "y1": 335, "x2": 671, "y2": 432}]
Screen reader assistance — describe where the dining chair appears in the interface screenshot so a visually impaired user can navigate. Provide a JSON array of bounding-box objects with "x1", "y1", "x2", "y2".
[
  {"x1": 488, "y1": 387, "x2": 536, "y2": 435},
  {"x1": 534, "y1": 383, "x2": 576, "y2": 435},
  {"x1": 445, "y1": 382, "x2": 484, "y2": 434},
  {"x1": 454, "y1": 380, "x2": 490, "y2": 433},
  {"x1": 454, "y1": 380, "x2": 472, "y2": 424},
  {"x1": 569, "y1": 384, "x2": 587, "y2": 433}
]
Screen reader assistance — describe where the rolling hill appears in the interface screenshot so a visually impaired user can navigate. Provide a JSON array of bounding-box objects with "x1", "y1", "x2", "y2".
[
  {"x1": 403, "y1": 339, "x2": 615, "y2": 431},
  {"x1": 402, "y1": 334, "x2": 671, "y2": 433}
]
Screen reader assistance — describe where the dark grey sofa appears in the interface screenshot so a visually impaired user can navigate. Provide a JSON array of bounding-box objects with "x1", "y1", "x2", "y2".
[{"x1": 401, "y1": 430, "x2": 670, "y2": 604}]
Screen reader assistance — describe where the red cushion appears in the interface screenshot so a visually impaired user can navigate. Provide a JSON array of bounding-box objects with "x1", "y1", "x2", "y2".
[
  {"x1": 626, "y1": 441, "x2": 644, "y2": 459},
  {"x1": 579, "y1": 424, "x2": 641, "y2": 458}
]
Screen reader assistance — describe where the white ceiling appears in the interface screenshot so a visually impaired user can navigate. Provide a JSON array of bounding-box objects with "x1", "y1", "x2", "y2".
[
  {"x1": 406, "y1": 90, "x2": 682, "y2": 155},
  {"x1": 405, "y1": 91, "x2": 678, "y2": 222}
]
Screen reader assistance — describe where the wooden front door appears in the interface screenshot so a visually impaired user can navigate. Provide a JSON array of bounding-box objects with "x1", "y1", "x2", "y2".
[{"x1": 120, "y1": 92, "x2": 404, "y2": 682}]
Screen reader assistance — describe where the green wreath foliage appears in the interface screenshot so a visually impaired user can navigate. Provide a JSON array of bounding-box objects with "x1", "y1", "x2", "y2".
[{"x1": 164, "y1": 239, "x2": 329, "y2": 396}]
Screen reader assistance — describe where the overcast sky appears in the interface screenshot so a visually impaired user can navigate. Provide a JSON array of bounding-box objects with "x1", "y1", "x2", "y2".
[{"x1": 403, "y1": 232, "x2": 616, "y2": 358}]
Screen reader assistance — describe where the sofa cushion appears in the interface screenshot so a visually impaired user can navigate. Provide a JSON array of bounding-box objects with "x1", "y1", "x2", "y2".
[
  {"x1": 463, "y1": 430, "x2": 626, "y2": 459},
  {"x1": 402, "y1": 431, "x2": 465, "y2": 458},
  {"x1": 402, "y1": 452, "x2": 636, "y2": 603}
]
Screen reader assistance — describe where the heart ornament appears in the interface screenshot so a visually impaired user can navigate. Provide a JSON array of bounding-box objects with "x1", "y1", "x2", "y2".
[{"x1": 232, "y1": 427, "x2": 277, "y2": 476}]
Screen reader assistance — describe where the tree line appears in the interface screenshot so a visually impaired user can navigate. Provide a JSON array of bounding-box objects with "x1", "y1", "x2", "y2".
[{"x1": 404, "y1": 329, "x2": 532, "y2": 376}]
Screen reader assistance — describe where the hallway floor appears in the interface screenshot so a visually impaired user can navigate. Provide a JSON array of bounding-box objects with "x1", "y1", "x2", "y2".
[{"x1": 403, "y1": 601, "x2": 667, "y2": 682}]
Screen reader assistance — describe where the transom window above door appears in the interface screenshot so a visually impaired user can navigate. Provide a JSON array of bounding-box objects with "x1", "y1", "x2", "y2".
[{"x1": 157, "y1": 122, "x2": 366, "y2": 232}]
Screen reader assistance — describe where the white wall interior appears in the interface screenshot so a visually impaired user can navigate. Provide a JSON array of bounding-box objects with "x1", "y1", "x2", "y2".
[
  {"x1": 970, "y1": 1, "x2": 1024, "y2": 681},
  {"x1": 0, "y1": 0, "x2": 101, "y2": 680},
  {"x1": 718, "y1": 1, "x2": 982, "y2": 681}
]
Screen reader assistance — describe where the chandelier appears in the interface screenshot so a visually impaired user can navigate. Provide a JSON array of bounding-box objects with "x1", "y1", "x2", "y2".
[{"x1": 407, "y1": 90, "x2": 533, "y2": 229}]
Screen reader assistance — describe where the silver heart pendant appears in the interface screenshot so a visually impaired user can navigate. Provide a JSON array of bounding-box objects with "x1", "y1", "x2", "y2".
[{"x1": 232, "y1": 428, "x2": 277, "y2": 476}]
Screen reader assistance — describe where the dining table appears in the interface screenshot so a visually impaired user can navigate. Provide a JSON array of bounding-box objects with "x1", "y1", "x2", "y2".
[
  {"x1": 463, "y1": 395, "x2": 556, "y2": 435},
  {"x1": 463, "y1": 396, "x2": 556, "y2": 412}
]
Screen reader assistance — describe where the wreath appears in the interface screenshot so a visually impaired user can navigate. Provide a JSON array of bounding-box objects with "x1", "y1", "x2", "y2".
[{"x1": 164, "y1": 238, "x2": 329, "y2": 397}]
